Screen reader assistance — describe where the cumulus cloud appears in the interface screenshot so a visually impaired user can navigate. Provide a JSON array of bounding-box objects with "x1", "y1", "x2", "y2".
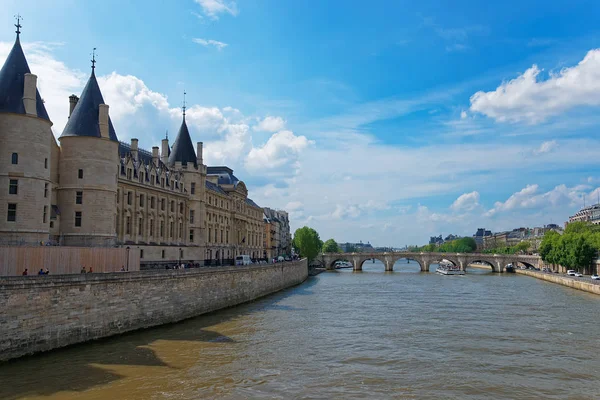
[
  {"x1": 485, "y1": 184, "x2": 589, "y2": 217},
  {"x1": 470, "y1": 49, "x2": 600, "y2": 123},
  {"x1": 533, "y1": 140, "x2": 558, "y2": 155},
  {"x1": 194, "y1": 0, "x2": 238, "y2": 19},
  {"x1": 450, "y1": 191, "x2": 480, "y2": 211},
  {"x1": 245, "y1": 130, "x2": 312, "y2": 171},
  {"x1": 460, "y1": 110, "x2": 468, "y2": 119},
  {"x1": 253, "y1": 116, "x2": 286, "y2": 132},
  {"x1": 192, "y1": 38, "x2": 228, "y2": 50}
]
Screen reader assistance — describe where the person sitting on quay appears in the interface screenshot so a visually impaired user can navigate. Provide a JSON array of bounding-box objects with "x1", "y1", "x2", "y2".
[
  {"x1": 22, "y1": 268, "x2": 28, "y2": 276},
  {"x1": 80, "y1": 266, "x2": 86, "y2": 274},
  {"x1": 120, "y1": 265, "x2": 125, "y2": 272},
  {"x1": 38, "y1": 268, "x2": 45, "y2": 275},
  {"x1": 88, "y1": 267, "x2": 93, "y2": 273},
  {"x1": 44, "y1": 268, "x2": 49, "y2": 275}
]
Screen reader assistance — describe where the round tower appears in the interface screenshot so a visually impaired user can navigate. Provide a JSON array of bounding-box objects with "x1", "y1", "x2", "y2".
[
  {"x1": 57, "y1": 59, "x2": 119, "y2": 247},
  {"x1": 0, "y1": 22, "x2": 54, "y2": 245}
]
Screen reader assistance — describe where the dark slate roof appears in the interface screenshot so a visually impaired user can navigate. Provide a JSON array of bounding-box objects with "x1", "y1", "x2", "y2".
[
  {"x1": 168, "y1": 117, "x2": 197, "y2": 167},
  {"x1": 246, "y1": 198, "x2": 260, "y2": 208},
  {"x1": 119, "y1": 142, "x2": 155, "y2": 166},
  {"x1": 60, "y1": 71, "x2": 118, "y2": 141},
  {"x1": 206, "y1": 180, "x2": 228, "y2": 195},
  {"x1": 206, "y1": 166, "x2": 240, "y2": 186},
  {"x1": 0, "y1": 35, "x2": 50, "y2": 121}
]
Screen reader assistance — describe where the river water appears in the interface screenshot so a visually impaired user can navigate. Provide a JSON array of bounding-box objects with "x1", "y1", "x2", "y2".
[{"x1": 2, "y1": 261, "x2": 600, "y2": 400}]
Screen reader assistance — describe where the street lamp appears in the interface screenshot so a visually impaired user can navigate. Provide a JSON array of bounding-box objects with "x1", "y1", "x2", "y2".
[
  {"x1": 126, "y1": 246, "x2": 130, "y2": 271},
  {"x1": 178, "y1": 247, "x2": 182, "y2": 268}
]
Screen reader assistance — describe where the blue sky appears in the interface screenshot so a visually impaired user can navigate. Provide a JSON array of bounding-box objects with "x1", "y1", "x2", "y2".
[{"x1": 2, "y1": 0, "x2": 600, "y2": 246}]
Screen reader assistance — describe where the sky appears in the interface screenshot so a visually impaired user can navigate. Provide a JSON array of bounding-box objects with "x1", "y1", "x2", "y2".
[{"x1": 2, "y1": 0, "x2": 600, "y2": 247}]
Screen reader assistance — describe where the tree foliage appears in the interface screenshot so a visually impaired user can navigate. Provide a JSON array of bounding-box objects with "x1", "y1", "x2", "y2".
[
  {"x1": 539, "y1": 223, "x2": 599, "y2": 272},
  {"x1": 414, "y1": 237, "x2": 477, "y2": 253},
  {"x1": 292, "y1": 226, "x2": 323, "y2": 262},
  {"x1": 322, "y1": 238, "x2": 341, "y2": 253}
]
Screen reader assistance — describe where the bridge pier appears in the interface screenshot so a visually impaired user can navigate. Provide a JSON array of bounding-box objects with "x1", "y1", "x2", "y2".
[{"x1": 385, "y1": 260, "x2": 394, "y2": 272}]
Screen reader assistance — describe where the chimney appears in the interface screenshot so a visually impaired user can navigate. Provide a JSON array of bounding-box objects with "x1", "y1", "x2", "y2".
[
  {"x1": 99, "y1": 104, "x2": 109, "y2": 139},
  {"x1": 152, "y1": 146, "x2": 159, "y2": 166},
  {"x1": 130, "y1": 138, "x2": 139, "y2": 160},
  {"x1": 161, "y1": 138, "x2": 169, "y2": 165},
  {"x1": 197, "y1": 141, "x2": 203, "y2": 166},
  {"x1": 69, "y1": 95, "x2": 79, "y2": 117},
  {"x1": 23, "y1": 73, "x2": 37, "y2": 116}
]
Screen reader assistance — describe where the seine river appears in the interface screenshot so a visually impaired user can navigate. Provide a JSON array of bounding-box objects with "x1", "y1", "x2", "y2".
[{"x1": 2, "y1": 261, "x2": 600, "y2": 399}]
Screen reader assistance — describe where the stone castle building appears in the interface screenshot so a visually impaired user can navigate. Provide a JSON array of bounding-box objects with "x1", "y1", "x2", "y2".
[{"x1": 0, "y1": 25, "x2": 273, "y2": 266}]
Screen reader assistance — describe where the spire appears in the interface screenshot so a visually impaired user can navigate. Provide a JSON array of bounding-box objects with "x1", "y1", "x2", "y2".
[
  {"x1": 91, "y1": 47, "x2": 97, "y2": 74},
  {"x1": 0, "y1": 19, "x2": 50, "y2": 121},
  {"x1": 60, "y1": 58, "x2": 118, "y2": 141},
  {"x1": 182, "y1": 90, "x2": 187, "y2": 119},
  {"x1": 168, "y1": 111, "x2": 197, "y2": 168},
  {"x1": 14, "y1": 14, "x2": 22, "y2": 39}
]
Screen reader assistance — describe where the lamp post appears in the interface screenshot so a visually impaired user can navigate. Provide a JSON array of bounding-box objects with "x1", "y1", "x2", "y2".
[
  {"x1": 178, "y1": 247, "x2": 182, "y2": 268},
  {"x1": 126, "y1": 246, "x2": 130, "y2": 271}
]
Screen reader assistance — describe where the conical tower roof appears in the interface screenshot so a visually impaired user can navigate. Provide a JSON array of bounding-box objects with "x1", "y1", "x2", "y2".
[
  {"x1": 0, "y1": 31, "x2": 50, "y2": 121},
  {"x1": 168, "y1": 116, "x2": 197, "y2": 167},
  {"x1": 60, "y1": 70, "x2": 118, "y2": 141}
]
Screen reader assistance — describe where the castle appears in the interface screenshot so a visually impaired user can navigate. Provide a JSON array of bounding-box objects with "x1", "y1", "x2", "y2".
[{"x1": 0, "y1": 23, "x2": 287, "y2": 266}]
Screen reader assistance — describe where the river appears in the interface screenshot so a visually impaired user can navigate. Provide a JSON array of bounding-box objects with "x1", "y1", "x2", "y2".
[{"x1": 1, "y1": 260, "x2": 600, "y2": 399}]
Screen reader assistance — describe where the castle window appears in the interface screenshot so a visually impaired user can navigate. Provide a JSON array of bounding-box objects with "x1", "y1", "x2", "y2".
[
  {"x1": 44, "y1": 158, "x2": 48, "y2": 169},
  {"x1": 150, "y1": 219, "x2": 154, "y2": 236},
  {"x1": 151, "y1": 175, "x2": 155, "y2": 185},
  {"x1": 9, "y1": 179, "x2": 18, "y2": 195},
  {"x1": 43, "y1": 206, "x2": 47, "y2": 223},
  {"x1": 221, "y1": 200, "x2": 223, "y2": 208},
  {"x1": 191, "y1": 182, "x2": 195, "y2": 194},
  {"x1": 140, "y1": 249, "x2": 144, "y2": 259},
  {"x1": 221, "y1": 230, "x2": 223, "y2": 243},
  {"x1": 226, "y1": 231, "x2": 229, "y2": 243},
  {"x1": 161, "y1": 249, "x2": 165, "y2": 259},
  {"x1": 214, "y1": 229, "x2": 217, "y2": 242},
  {"x1": 150, "y1": 197, "x2": 155, "y2": 209},
  {"x1": 139, "y1": 194, "x2": 144, "y2": 207},
  {"x1": 161, "y1": 178, "x2": 165, "y2": 187},
  {"x1": 208, "y1": 228, "x2": 211, "y2": 243},
  {"x1": 140, "y1": 172, "x2": 144, "y2": 182},
  {"x1": 161, "y1": 198, "x2": 165, "y2": 211},
  {"x1": 44, "y1": 183, "x2": 48, "y2": 198},
  {"x1": 126, "y1": 216, "x2": 131, "y2": 234},
  {"x1": 190, "y1": 210, "x2": 194, "y2": 224},
  {"x1": 78, "y1": 169, "x2": 83, "y2": 179},
  {"x1": 179, "y1": 203, "x2": 183, "y2": 214},
  {"x1": 7, "y1": 204, "x2": 16, "y2": 222},
  {"x1": 160, "y1": 221, "x2": 164, "y2": 237},
  {"x1": 169, "y1": 222, "x2": 174, "y2": 238},
  {"x1": 190, "y1": 230, "x2": 194, "y2": 242},
  {"x1": 11, "y1": 153, "x2": 18, "y2": 164},
  {"x1": 127, "y1": 169, "x2": 132, "y2": 180},
  {"x1": 117, "y1": 189, "x2": 119, "y2": 203},
  {"x1": 179, "y1": 222, "x2": 183, "y2": 238},
  {"x1": 170, "y1": 201, "x2": 174, "y2": 212},
  {"x1": 138, "y1": 218, "x2": 143, "y2": 235},
  {"x1": 127, "y1": 192, "x2": 132, "y2": 205},
  {"x1": 50, "y1": 221, "x2": 54, "y2": 228},
  {"x1": 76, "y1": 191, "x2": 83, "y2": 204},
  {"x1": 75, "y1": 211, "x2": 82, "y2": 227},
  {"x1": 208, "y1": 197, "x2": 212, "y2": 205}
]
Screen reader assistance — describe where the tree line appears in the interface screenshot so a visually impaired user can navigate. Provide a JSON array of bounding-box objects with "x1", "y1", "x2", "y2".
[
  {"x1": 539, "y1": 221, "x2": 599, "y2": 273},
  {"x1": 409, "y1": 237, "x2": 478, "y2": 253}
]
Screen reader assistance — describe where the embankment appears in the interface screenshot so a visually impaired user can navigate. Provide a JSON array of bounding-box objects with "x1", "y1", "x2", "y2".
[
  {"x1": 0, "y1": 259, "x2": 308, "y2": 362},
  {"x1": 515, "y1": 269, "x2": 600, "y2": 295}
]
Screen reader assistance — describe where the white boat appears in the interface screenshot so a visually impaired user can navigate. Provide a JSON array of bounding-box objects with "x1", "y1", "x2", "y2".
[{"x1": 436, "y1": 260, "x2": 465, "y2": 275}]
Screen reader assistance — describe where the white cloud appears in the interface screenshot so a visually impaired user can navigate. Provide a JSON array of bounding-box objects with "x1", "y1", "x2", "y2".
[
  {"x1": 450, "y1": 191, "x2": 480, "y2": 211},
  {"x1": 485, "y1": 184, "x2": 589, "y2": 217},
  {"x1": 253, "y1": 116, "x2": 286, "y2": 132},
  {"x1": 194, "y1": 0, "x2": 238, "y2": 19},
  {"x1": 470, "y1": 49, "x2": 600, "y2": 123},
  {"x1": 460, "y1": 110, "x2": 468, "y2": 119},
  {"x1": 192, "y1": 38, "x2": 228, "y2": 50},
  {"x1": 245, "y1": 130, "x2": 312, "y2": 171},
  {"x1": 533, "y1": 140, "x2": 557, "y2": 155}
]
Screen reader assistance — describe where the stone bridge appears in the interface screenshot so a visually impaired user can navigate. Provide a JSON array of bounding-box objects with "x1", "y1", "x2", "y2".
[{"x1": 318, "y1": 252, "x2": 542, "y2": 273}]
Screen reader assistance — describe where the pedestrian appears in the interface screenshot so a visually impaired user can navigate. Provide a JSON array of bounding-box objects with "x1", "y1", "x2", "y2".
[
  {"x1": 38, "y1": 268, "x2": 45, "y2": 275},
  {"x1": 44, "y1": 268, "x2": 49, "y2": 275},
  {"x1": 22, "y1": 268, "x2": 28, "y2": 276},
  {"x1": 80, "y1": 266, "x2": 86, "y2": 273},
  {"x1": 88, "y1": 267, "x2": 93, "y2": 273},
  {"x1": 120, "y1": 265, "x2": 125, "y2": 272}
]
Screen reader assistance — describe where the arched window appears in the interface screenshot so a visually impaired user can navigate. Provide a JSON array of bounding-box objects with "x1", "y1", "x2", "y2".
[{"x1": 11, "y1": 153, "x2": 18, "y2": 164}]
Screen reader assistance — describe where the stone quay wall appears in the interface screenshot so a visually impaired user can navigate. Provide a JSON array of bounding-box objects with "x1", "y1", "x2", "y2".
[
  {"x1": 515, "y1": 269, "x2": 600, "y2": 295},
  {"x1": 0, "y1": 259, "x2": 308, "y2": 362}
]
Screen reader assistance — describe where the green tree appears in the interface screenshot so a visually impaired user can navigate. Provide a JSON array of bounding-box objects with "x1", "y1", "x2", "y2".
[
  {"x1": 515, "y1": 240, "x2": 531, "y2": 254},
  {"x1": 292, "y1": 226, "x2": 323, "y2": 262},
  {"x1": 322, "y1": 238, "x2": 341, "y2": 253},
  {"x1": 539, "y1": 230, "x2": 559, "y2": 263}
]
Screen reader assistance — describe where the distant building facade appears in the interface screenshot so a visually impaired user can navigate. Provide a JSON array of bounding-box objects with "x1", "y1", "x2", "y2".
[
  {"x1": 568, "y1": 204, "x2": 600, "y2": 226},
  {"x1": 263, "y1": 208, "x2": 292, "y2": 259}
]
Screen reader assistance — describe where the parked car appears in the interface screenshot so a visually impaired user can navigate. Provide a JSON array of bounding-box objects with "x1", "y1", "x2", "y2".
[
  {"x1": 574, "y1": 272, "x2": 583, "y2": 277},
  {"x1": 235, "y1": 255, "x2": 252, "y2": 266},
  {"x1": 567, "y1": 270, "x2": 576, "y2": 276},
  {"x1": 591, "y1": 275, "x2": 599, "y2": 280}
]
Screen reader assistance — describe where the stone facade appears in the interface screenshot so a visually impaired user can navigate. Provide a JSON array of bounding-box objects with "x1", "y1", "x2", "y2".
[
  {"x1": 0, "y1": 259, "x2": 308, "y2": 361},
  {"x1": 263, "y1": 207, "x2": 292, "y2": 259},
  {"x1": 0, "y1": 28, "x2": 289, "y2": 267}
]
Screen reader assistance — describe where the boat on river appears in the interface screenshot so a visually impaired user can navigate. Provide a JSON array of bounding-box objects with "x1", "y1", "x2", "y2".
[
  {"x1": 334, "y1": 261, "x2": 353, "y2": 269},
  {"x1": 436, "y1": 260, "x2": 465, "y2": 275}
]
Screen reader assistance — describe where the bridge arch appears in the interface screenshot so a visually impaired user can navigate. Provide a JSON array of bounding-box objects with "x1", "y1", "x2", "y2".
[
  {"x1": 464, "y1": 259, "x2": 496, "y2": 273},
  {"x1": 390, "y1": 256, "x2": 424, "y2": 272},
  {"x1": 355, "y1": 256, "x2": 387, "y2": 271}
]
